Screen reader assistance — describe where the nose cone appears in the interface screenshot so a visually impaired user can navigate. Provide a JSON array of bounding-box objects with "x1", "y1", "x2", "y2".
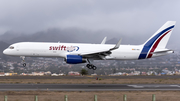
[{"x1": 3, "y1": 49, "x2": 8, "y2": 55}]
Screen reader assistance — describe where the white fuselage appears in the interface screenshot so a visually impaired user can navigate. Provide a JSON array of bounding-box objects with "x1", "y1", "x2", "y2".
[{"x1": 3, "y1": 42, "x2": 168, "y2": 60}]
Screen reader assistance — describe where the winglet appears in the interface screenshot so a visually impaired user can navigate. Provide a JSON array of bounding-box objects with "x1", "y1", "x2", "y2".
[
  {"x1": 101, "y1": 37, "x2": 107, "y2": 44},
  {"x1": 110, "y1": 38, "x2": 122, "y2": 50}
]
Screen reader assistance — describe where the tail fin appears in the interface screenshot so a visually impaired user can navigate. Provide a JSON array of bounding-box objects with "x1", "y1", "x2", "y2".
[{"x1": 139, "y1": 21, "x2": 176, "y2": 59}]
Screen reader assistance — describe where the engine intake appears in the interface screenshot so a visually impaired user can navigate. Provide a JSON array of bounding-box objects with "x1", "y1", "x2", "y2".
[{"x1": 65, "y1": 55, "x2": 86, "y2": 64}]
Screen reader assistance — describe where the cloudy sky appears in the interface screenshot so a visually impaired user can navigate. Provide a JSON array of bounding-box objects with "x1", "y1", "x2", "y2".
[{"x1": 0, "y1": 0, "x2": 180, "y2": 46}]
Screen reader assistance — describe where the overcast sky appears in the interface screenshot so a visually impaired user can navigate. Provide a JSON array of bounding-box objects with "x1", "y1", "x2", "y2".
[{"x1": 0, "y1": 0, "x2": 180, "y2": 44}]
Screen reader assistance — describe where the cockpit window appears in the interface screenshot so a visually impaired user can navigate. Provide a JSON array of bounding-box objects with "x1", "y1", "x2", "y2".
[{"x1": 9, "y1": 46, "x2": 14, "y2": 49}]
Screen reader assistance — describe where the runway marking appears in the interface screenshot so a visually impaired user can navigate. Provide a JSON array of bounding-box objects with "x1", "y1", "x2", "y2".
[
  {"x1": 128, "y1": 85, "x2": 144, "y2": 88},
  {"x1": 128, "y1": 84, "x2": 180, "y2": 88},
  {"x1": 170, "y1": 85, "x2": 180, "y2": 87}
]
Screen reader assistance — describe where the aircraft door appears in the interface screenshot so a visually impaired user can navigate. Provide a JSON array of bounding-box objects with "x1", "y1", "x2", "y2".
[{"x1": 16, "y1": 45, "x2": 19, "y2": 51}]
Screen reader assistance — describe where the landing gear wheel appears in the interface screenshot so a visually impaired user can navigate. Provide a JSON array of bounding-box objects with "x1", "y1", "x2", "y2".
[
  {"x1": 86, "y1": 59, "x2": 97, "y2": 70},
  {"x1": 86, "y1": 64, "x2": 90, "y2": 68},
  {"x1": 86, "y1": 64, "x2": 97, "y2": 70},
  {"x1": 23, "y1": 63, "x2": 26, "y2": 67},
  {"x1": 86, "y1": 64, "x2": 92, "y2": 69},
  {"x1": 20, "y1": 56, "x2": 26, "y2": 67},
  {"x1": 92, "y1": 65, "x2": 97, "y2": 70}
]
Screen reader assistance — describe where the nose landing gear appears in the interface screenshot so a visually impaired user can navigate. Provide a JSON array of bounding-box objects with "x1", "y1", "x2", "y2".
[{"x1": 20, "y1": 56, "x2": 26, "y2": 67}]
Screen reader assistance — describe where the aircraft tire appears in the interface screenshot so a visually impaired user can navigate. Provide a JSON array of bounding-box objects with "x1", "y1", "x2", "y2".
[
  {"x1": 86, "y1": 64, "x2": 93, "y2": 69},
  {"x1": 86, "y1": 64, "x2": 90, "y2": 69},
  {"x1": 23, "y1": 63, "x2": 26, "y2": 67},
  {"x1": 92, "y1": 65, "x2": 97, "y2": 70}
]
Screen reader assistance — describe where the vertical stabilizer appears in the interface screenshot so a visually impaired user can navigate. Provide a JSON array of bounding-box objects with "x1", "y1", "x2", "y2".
[{"x1": 139, "y1": 21, "x2": 176, "y2": 59}]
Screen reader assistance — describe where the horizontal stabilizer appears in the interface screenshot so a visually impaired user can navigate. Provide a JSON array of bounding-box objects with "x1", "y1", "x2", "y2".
[{"x1": 151, "y1": 50, "x2": 174, "y2": 54}]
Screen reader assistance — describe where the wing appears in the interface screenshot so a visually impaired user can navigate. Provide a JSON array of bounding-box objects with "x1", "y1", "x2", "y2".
[{"x1": 69, "y1": 39, "x2": 122, "y2": 59}]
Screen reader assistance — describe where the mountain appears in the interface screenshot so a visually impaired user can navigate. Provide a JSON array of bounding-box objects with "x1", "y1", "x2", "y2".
[
  {"x1": 0, "y1": 29, "x2": 140, "y2": 44},
  {"x1": 0, "y1": 28, "x2": 177, "y2": 49}
]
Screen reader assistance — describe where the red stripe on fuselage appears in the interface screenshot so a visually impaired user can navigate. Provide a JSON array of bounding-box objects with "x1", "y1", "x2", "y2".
[{"x1": 147, "y1": 30, "x2": 171, "y2": 58}]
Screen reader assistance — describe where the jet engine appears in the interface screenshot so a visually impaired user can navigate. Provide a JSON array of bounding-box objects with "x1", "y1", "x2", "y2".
[{"x1": 65, "y1": 55, "x2": 86, "y2": 64}]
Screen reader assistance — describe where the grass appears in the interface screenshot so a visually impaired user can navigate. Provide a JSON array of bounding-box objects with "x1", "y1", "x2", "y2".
[{"x1": 1, "y1": 91, "x2": 180, "y2": 101}]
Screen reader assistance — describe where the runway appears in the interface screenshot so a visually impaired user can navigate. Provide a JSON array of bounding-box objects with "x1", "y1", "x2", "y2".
[{"x1": 0, "y1": 84, "x2": 180, "y2": 91}]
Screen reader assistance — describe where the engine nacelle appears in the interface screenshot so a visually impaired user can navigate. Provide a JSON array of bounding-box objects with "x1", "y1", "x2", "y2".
[{"x1": 65, "y1": 55, "x2": 86, "y2": 64}]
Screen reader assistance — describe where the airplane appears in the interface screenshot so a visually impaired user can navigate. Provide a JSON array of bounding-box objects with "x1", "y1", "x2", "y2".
[{"x1": 3, "y1": 21, "x2": 176, "y2": 70}]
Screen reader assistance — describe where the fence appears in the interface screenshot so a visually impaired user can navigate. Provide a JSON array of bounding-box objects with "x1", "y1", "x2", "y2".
[{"x1": 3, "y1": 94, "x2": 157, "y2": 101}]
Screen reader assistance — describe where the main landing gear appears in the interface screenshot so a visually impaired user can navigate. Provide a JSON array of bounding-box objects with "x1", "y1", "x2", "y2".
[
  {"x1": 20, "y1": 56, "x2": 26, "y2": 67},
  {"x1": 86, "y1": 59, "x2": 97, "y2": 70}
]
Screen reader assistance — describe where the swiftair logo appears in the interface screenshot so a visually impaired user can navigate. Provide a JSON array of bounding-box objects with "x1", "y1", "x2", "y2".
[
  {"x1": 67, "y1": 46, "x2": 79, "y2": 52},
  {"x1": 49, "y1": 45, "x2": 79, "y2": 52}
]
